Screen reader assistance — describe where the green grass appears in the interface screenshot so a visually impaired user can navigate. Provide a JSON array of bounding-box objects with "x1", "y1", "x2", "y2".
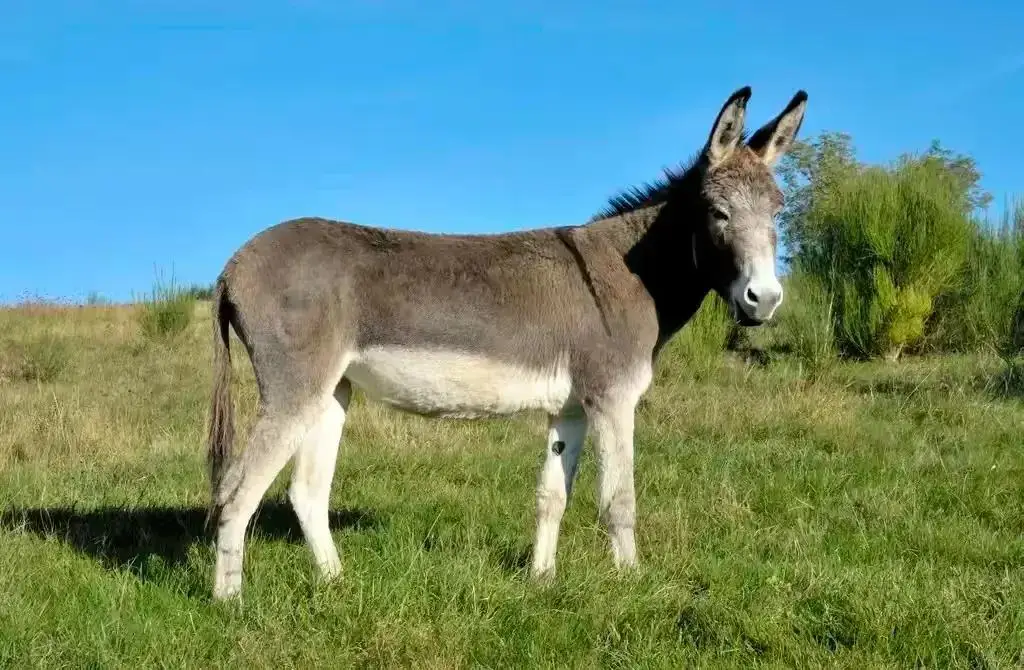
[
  {"x1": 1, "y1": 302, "x2": 1023, "y2": 668},
  {"x1": 136, "y1": 276, "x2": 198, "y2": 342}
]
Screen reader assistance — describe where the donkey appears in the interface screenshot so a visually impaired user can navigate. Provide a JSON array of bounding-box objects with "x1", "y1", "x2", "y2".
[{"x1": 206, "y1": 85, "x2": 807, "y2": 600}]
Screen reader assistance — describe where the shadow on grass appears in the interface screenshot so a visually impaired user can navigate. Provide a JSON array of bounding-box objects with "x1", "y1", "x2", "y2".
[
  {"x1": 491, "y1": 540, "x2": 533, "y2": 575},
  {"x1": 986, "y1": 363, "x2": 1024, "y2": 400},
  {"x1": 848, "y1": 365, "x2": 1024, "y2": 402},
  {"x1": 0, "y1": 503, "x2": 381, "y2": 578}
]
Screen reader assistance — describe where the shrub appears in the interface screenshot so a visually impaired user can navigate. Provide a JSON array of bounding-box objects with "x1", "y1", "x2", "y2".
[
  {"x1": 927, "y1": 201, "x2": 1024, "y2": 355},
  {"x1": 795, "y1": 156, "x2": 973, "y2": 359},
  {"x1": 1, "y1": 334, "x2": 70, "y2": 383},
  {"x1": 137, "y1": 277, "x2": 196, "y2": 342}
]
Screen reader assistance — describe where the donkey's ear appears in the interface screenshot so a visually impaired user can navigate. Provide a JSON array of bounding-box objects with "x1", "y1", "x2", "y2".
[
  {"x1": 705, "y1": 86, "x2": 752, "y2": 166},
  {"x1": 747, "y1": 90, "x2": 808, "y2": 166}
]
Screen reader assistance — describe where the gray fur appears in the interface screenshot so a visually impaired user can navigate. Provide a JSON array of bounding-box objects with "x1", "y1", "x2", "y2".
[{"x1": 206, "y1": 86, "x2": 808, "y2": 599}]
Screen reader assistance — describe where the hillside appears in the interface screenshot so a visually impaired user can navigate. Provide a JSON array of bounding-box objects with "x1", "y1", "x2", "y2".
[{"x1": 1, "y1": 300, "x2": 1022, "y2": 668}]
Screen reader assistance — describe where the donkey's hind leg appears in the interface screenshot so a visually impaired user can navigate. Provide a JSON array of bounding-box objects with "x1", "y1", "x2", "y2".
[
  {"x1": 530, "y1": 406, "x2": 588, "y2": 579},
  {"x1": 288, "y1": 379, "x2": 351, "y2": 583},
  {"x1": 213, "y1": 398, "x2": 328, "y2": 601}
]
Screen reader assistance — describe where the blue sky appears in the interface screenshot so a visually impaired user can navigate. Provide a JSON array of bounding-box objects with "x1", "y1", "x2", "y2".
[{"x1": 2, "y1": 1, "x2": 1022, "y2": 303}]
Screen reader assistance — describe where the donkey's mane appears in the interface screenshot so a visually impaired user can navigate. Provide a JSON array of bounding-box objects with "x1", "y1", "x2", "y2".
[
  {"x1": 590, "y1": 130, "x2": 750, "y2": 222},
  {"x1": 589, "y1": 164, "x2": 691, "y2": 222}
]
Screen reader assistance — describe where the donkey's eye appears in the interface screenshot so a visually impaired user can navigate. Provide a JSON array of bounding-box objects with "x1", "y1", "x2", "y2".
[{"x1": 711, "y1": 207, "x2": 730, "y2": 222}]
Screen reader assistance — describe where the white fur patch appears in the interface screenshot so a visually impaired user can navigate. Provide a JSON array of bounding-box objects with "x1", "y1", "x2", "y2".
[
  {"x1": 731, "y1": 251, "x2": 783, "y2": 322},
  {"x1": 346, "y1": 346, "x2": 573, "y2": 418}
]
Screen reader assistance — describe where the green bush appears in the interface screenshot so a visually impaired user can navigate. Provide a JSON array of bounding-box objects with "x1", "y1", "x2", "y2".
[
  {"x1": 137, "y1": 278, "x2": 196, "y2": 342},
  {"x1": 795, "y1": 156, "x2": 973, "y2": 359},
  {"x1": 926, "y1": 201, "x2": 1024, "y2": 356}
]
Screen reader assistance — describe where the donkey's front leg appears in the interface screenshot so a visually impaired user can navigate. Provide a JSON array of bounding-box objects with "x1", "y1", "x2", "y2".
[
  {"x1": 530, "y1": 408, "x2": 587, "y2": 579},
  {"x1": 591, "y1": 404, "x2": 638, "y2": 568}
]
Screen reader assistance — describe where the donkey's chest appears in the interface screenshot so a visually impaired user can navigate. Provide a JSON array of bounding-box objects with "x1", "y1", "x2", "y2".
[{"x1": 345, "y1": 346, "x2": 573, "y2": 418}]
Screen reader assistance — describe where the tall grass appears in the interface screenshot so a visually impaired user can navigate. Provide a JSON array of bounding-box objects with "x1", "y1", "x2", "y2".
[
  {"x1": 671, "y1": 293, "x2": 734, "y2": 379},
  {"x1": 0, "y1": 333, "x2": 70, "y2": 383},
  {"x1": 136, "y1": 276, "x2": 197, "y2": 342},
  {"x1": 775, "y1": 272, "x2": 836, "y2": 380}
]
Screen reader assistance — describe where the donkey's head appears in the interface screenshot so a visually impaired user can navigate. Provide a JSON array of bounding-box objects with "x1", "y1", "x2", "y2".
[{"x1": 692, "y1": 87, "x2": 807, "y2": 326}]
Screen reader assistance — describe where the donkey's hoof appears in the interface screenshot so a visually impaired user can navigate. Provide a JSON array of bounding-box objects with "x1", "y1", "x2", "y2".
[
  {"x1": 529, "y1": 566, "x2": 557, "y2": 584},
  {"x1": 212, "y1": 581, "x2": 243, "y2": 602}
]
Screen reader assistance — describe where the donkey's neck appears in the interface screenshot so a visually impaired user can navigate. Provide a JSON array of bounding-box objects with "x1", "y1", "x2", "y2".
[{"x1": 586, "y1": 202, "x2": 711, "y2": 350}]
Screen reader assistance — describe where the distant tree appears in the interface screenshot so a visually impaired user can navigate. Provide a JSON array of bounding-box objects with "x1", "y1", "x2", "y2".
[{"x1": 185, "y1": 284, "x2": 215, "y2": 301}]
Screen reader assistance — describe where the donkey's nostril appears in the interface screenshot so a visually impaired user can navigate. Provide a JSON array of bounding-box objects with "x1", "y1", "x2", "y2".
[{"x1": 745, "y1": 288, "x2": 759, "y2": 305}]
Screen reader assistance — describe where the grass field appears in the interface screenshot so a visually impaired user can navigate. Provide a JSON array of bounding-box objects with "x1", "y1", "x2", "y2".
[{"x1": 1, "y1": 300, "x2": 1022, "y2": 668}]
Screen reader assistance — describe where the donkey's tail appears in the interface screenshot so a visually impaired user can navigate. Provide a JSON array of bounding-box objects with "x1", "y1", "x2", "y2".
[{"x1": 206, "y1": 277, "x2": 235, "y2": 526}]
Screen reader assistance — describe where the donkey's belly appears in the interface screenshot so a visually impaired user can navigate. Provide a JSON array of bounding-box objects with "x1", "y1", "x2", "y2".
[{"x1": 345, "y1": 346, "x2": 572, "y2": 418}]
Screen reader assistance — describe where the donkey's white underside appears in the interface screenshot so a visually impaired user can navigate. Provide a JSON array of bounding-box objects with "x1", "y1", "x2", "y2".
[{"x1": 346, "y1": 346, "x2": 575, "y2": 418}]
